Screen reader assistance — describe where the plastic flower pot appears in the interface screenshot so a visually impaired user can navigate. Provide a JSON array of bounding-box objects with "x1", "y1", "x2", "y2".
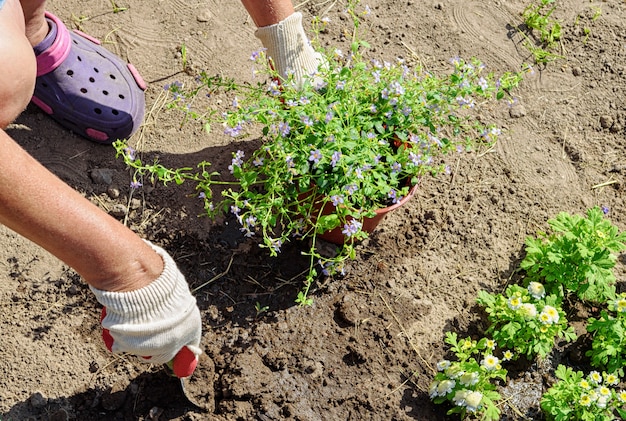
[{"x1": 312, "y1": 183, "x2": 419, "y2": 245}]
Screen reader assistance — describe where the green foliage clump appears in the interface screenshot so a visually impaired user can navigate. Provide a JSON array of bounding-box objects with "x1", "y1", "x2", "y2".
[{"x1": 520, "y1": 207, "x2": 626, "y2": 303}]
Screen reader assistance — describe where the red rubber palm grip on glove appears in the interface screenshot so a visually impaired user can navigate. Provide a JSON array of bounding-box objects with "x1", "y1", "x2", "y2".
[{"x1": 100, "y1": 307, "x2": 198, "y2": 378}]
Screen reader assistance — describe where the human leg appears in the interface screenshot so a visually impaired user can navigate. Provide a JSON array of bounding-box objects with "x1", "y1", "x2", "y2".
[
  {"x1": 241, "y1": 0, "x2": 320, "y2": 86},
  {"x1": 0, "y1": 0, "x2": 36, "y2": 127}
]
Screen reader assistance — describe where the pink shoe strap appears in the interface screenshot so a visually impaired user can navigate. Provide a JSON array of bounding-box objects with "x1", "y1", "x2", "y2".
[{"x1": 36, "y1": 12, "x2": 72, "y2": 77}]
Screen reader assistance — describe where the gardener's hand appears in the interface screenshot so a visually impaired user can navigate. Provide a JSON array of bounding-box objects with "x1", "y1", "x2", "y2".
[{"x1": 90, "y1": 241, "x2": 202, "y2": 378}]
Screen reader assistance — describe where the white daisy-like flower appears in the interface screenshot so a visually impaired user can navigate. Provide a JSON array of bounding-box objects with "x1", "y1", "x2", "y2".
[
  {"x1": 527, "y1": 282, "x2": 546, "y2": 300},
  {"x1": 605, "y1": 373, "x2": 619, "y2": 386},
  {"x1": 596, "y1": 395, "x2": 609, "y2": 409},
  {"x1": 428, "y1": 381, "x2": 439, "y2": 399},
  {"x1": 503, "y1": 350, "x2": 514, "y2": 361},
  {"x1": 507, "y1": 296, "x2": 522, "y2": 310},
  {"x1": 452, "y1": 389, "x2": 469, "y2": 406},
  {"x1": 481, "y1": 354, "x2": 500, "y2": 371},
  {"x1": 464, "y1": 391, "x2": 483, "y2": 412},
  {"x1": 459, "y1": 371, "x2": 479, "y2": 387},
  {"x1": 579, "y1": 394, "x2": 592, "y2": 407},
  {"x1": 485, "y1": 339, "x2": 496, "y2": 351},
  {"x1": 436, "y1": 360, "x2": 451, "y2": 371},
  {"x1": 437, "y1": 379, "x2": 456, "y2": 397},
  {"x1": 597, "y1": 386, "x2": 612, "y2": 398},
  {"x1": 589, "y1": 371, "x2": 602, "y2": 385},
  {"x1": 579, "y1": 379, "x2": 591, "y2": 390},
  {"x1": 617, "y1": 390, "x2": 626, "y2": 403},
  {"x1": 519, "y1": 303, "x2": 537, "y2": 320},
  {"x1": 539, "y1": 305, "x2": 559, "y2": 325},
  {"x1": 445, "y1": 365, "x2": 464, "y2": 379}
]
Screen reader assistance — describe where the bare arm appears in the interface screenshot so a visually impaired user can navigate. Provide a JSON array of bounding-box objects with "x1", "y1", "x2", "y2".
[{"x1": 0, "y1": 129, "x2": 161, "y2": 292}]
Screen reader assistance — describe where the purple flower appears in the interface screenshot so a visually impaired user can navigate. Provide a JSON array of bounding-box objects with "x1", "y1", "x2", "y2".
[
  {"x1": 268, "y1": 80, "x2": 280, "y2": 96},
  {"x1": 391, "y1": 162, "x2": 402, "y2": 174},
  {"x1": 285, "y1": 155, "x2": 295, "y2": 168},
  {"x1": 230, "y1": 205, "x2": 241, "y2": 216},
  {"x1": 336, "y1": 80, "x2": 346, "y2": 90},
  {"x1": 342, "y1": 220, "x2": 362, "y2": 237},
  {"x1": 344, "y1": 184, "x2": 358, "y2": 195},
  {"x1": 228, "y1": 150, "x2": 245, "y2": 173},
  {"x1": 388, "y1": 189, "x2": 400, "y2": 204},
  {"x1": 325, "y1": 111, "x2": 334, "y2": 123},
  {"x1": 330, "y1": 195, "x2": 344, "y2": 206},
  {"x1": 278, "y1": 122, "x2": 291, "y2": 137},
  {"x1": 478, "y1": 77, "x2": 489, "y2": 91},
  {"x1": 224, "y1": 123, "x2": 243, "y2": 137},
  {"x1": 301, "y1": 115, "x2": 314, "y2": 127},
  {"x1": 602, "y1": 206, "x2": 610, "y2": 215},
  {"x1": 309, "y1": 148, "x2": 323, "y2": 165},
  {"x1": 130, "y1": 180, "x2": 142, "y2": 189},
  {"x1": 253, "y1": 157, "x2": 264, "y2": 167},
  {"x1": 123, "y1": 146, "x2": 136, "y2": 161},
  {"x1": 331, "y1": 151, "x2": 342, "y2": 167},
  {"x1": 370, "y1": 104, "x2": 378, "y2": 113},
  {"x1": 372, "y1": 70, "x2": 381, "y2": 83}
]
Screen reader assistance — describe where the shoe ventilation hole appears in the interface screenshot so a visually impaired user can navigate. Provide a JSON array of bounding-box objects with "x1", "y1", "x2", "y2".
[
  {"x1": 109, "y1": 74, "x2": 116, "y2": 80},
  {"x1": 89, "y1": 77, "x2": 95, "y2": 83},
  {"x1": 80, "y1": 88, "x2": 87, "y2": 94},
  {"x1": 119, "y1": 94, "x2": 125, "y2": 99},
  {"x1": 112, "y1": 110, "x2": 119, "y2": 115},
  {"x1": 94, "y1": 68, "x2": 99, "y2": 73},
  {"x1": 41, "y1": 82, "x2": 48, "y2": 88},
  {"x1": 94, "y1": 108, "x2": 102, "y2": 115},
  {"x1": 66, "y1": 70, "x2": 74, "y2": 76},
  {"x1": 77, "y1": 56, "x2": 82, "y2": 62},
  {"x1": 103, "y1": 90, "x2": 109, "y2": 95}
]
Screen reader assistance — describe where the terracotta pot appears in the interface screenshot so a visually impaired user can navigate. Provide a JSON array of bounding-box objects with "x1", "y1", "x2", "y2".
[{"x1": 312, "y1": 183, "x2": 419, "y2": 245}]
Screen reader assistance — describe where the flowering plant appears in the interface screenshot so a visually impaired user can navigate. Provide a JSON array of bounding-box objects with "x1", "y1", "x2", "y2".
[
  {"x1": 541, "y1": 364, "x2": 626, "y2": 421},
  {"x1": 115, "y1": 1, "x2": 521, "y2": 304},
  {"x1": 586, "y1": 293, "x2": 626, "y2": 375},
  {"x1": 476, "y1": 283, "x2": 576, "y2": 359},
  {"x1": 429, "y1": 332, "x2": 508, "y2": 420},
  {"x1": 520, "y1": 207, "x2": 626, "y2": 303}
]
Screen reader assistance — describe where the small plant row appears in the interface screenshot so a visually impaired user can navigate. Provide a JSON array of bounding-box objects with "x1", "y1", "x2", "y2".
[{"x1": 429, "y1": 207, "x2": 626, "y2": 420}]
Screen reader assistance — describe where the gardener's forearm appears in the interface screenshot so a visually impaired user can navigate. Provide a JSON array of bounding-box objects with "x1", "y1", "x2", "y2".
[
  {"x1": 0, "y1": 129, "x2": 162, "y2": 292},
  {"x1": 240, "y1": 0, "x2": 295, "y2": 27}
]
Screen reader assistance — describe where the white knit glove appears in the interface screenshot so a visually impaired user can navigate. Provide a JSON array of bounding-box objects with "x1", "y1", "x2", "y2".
[
  {"x1": 90, "y1": 241, "x2": 202, "y2": 377},
  {"x1": 254, "y1": 12, "x2": 322, "y2": 87}
]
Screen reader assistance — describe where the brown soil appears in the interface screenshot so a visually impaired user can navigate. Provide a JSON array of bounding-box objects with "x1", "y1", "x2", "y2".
[{"x1": 2, "y1": 0, "x2": 626, "y2": 420}]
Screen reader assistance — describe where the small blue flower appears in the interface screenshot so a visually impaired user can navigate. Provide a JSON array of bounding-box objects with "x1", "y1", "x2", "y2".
[
  {"x1": 130, "y1": 180, "x2": 142, "y2": 189},
  {"x1": 602, "y1": 206, "x2": 610, "y2": 215},
  {"x1": 342, "y1": 220, "x2": 362, "y2": 237},
  {"x1": 309, "y1": 148, "x2": 323, "y2": 165},
  {"x1": 330, "y1": 151, "x2": 342, "y2": 167},
  {"x1": 330, "y1": 195, "x2": 344, "y2": 206}
]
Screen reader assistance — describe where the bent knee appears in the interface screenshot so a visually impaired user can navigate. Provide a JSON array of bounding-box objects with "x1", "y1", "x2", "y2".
[{"x1": 0, "y1": 1, "x2": 36, "y2": 128}]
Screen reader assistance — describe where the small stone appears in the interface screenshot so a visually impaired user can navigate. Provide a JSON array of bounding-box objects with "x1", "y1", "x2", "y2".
[
  {"x1": 110, "y1": 204, "x2": 128, "y2": 218},
  {"x1": 336, "y1": 294, "x2": 359, "y2": 326},
  {"x1": 130, "y1": 198, "x2": 142, "y2": 209},
  {"x1": 49, "y1": 408, "x2": 69, "y2": 421},
  {"x1": 196, "y1": 10, "x2": 213, "y2": 22},
  {"x1": 107, "y1": 186, "x2": 120, "y2": 199},
  {"x1": 572, "y1": 66, "x2": 582, "y2": 76},
  {"x1": 509, "y1": 104, "x2": 527, "y2": 118},
  {"x1": 600, "y1": 115, "x2": 613, "y2": 129},
  {"x1": 29, "y1": 392, "x2": 47, "y2": 409},
  {"x1": 90, "y1": 168, "x2": 114, "y2": 185}
]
